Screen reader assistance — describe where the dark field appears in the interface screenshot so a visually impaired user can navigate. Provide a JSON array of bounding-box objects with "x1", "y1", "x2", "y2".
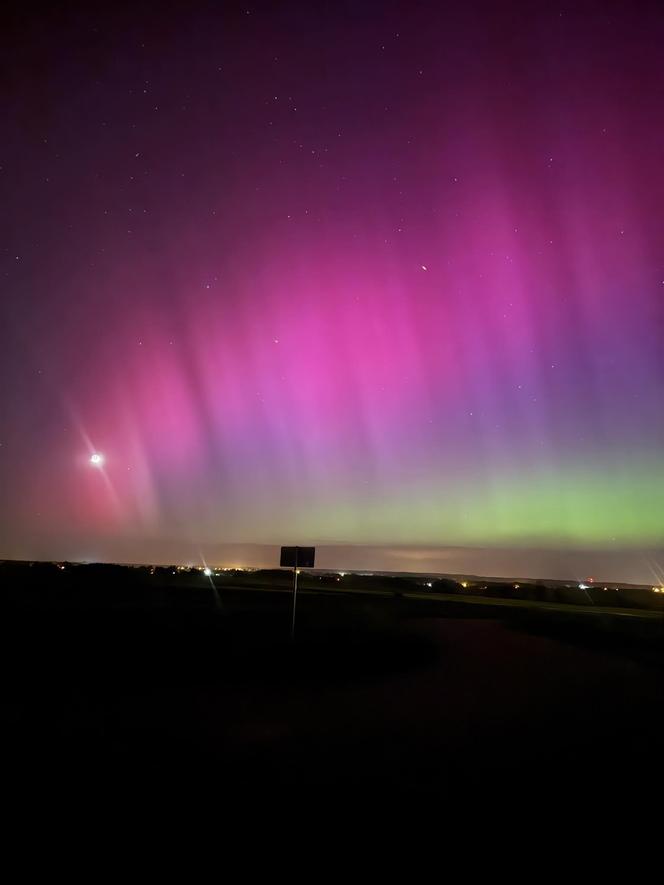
[{"x1": 2, "y1": 563, "x2": 663, "y2": 815}]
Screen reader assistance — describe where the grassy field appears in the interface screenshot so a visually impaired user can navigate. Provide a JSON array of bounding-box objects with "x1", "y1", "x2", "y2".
[{"x1": 1, "y1": 560, "x2": 663, "y2": 814}]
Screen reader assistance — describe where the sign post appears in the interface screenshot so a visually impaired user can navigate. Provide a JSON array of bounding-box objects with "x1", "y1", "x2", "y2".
[{"x1": 280, "y1": 546, "x2": 315, "y2": 640}]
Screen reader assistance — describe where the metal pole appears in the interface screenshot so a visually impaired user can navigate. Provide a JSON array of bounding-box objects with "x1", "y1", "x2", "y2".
[{"x1": 291, "y1": 558, "x2": 299, "y2": 640}]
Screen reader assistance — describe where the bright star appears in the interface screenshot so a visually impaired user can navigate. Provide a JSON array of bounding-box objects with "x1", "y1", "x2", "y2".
[{"x1": 90, "y1": 453, "x2": 104, "y2": 466}]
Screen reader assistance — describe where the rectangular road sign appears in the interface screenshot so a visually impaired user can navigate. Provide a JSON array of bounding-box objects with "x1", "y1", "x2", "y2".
[{"x1": 280, "y1": 546, "x2": 315, "y2": 568}]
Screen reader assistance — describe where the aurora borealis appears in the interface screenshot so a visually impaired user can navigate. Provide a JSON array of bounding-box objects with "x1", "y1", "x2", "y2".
[{"x1": 1, "y1": 2, "x2": 663, "y2": 582}]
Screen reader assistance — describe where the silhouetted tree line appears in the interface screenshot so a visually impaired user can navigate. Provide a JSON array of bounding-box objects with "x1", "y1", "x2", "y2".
[{"x1": 0, "y1": 560, "x2": 661, "y2": 613}]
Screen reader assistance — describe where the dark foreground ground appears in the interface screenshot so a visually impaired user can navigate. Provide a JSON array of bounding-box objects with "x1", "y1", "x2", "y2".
[{"x1": 2, "y1": 578, "x2": 663, "y2": 817}]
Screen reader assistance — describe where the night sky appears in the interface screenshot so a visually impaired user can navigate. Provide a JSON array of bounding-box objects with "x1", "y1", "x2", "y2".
[{"x1": 2, "y1": 1, "x2": 663, "y2": 582}]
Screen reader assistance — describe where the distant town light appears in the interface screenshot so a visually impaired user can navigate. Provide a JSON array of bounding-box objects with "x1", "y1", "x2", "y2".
[
  {"x1": 578, "y1": 583, "x2": 589, "y2": 590},
  {"x1": 203, "y1": 567, "x2": 212, "y2": 577}
]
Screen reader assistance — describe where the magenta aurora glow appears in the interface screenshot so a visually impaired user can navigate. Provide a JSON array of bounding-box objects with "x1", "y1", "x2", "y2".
[{"x1": 1, "y1": 2, "x2": 663, "y2": 584}]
